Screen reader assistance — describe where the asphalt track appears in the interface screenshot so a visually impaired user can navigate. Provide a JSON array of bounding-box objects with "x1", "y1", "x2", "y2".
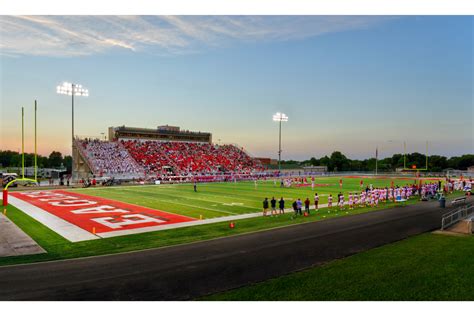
[{"x1": 0, "y1": 198, "x2": 469, "y2": 301}]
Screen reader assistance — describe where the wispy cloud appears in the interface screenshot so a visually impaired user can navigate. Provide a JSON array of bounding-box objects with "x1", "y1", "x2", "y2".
[{"x1": 0, "y1": 16, "x2": 395, "y2": 57}]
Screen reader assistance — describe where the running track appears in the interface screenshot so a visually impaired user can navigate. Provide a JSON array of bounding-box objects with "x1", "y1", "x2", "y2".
[{"x1": 0, "y1": 197, "x2": 469, "y2": 301}]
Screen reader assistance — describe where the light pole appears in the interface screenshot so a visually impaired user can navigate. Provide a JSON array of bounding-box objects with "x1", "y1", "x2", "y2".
[
  {"x1": 56, "y1": 82, "x2": 89, "y2": 180},
  {"x1": 272, "y1": 112, "x2": 289, "y2": 174}
]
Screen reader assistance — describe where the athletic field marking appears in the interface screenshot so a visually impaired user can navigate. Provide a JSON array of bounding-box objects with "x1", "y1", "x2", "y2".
[
  {"x1": 118, "y1": 187, "x2": 259, "y2": 209},
  {"x1": 10, "y1": 190, "x2": 195, "y2": 241},
  {"x1": 8, "y1": 196, "x2": 99, "y2": 242},
  {"x1": 8, "y1": 188, "x2": 410, "y2": 240},
  {"x1": 124, "y1": 185, "x2": 261, "y2": 203},
  {"x1": 100, "y1": 200, "x2": 361, "y2": 239},
  {"x1": 96, "y1": 212, "x2": 260, "y2": 238},
  {"x1": 116, "y1": 189, "x2": 239, "y2": 216},
  {"x1": 136, "y1": 197, "x2": 238, "y2": 215}
]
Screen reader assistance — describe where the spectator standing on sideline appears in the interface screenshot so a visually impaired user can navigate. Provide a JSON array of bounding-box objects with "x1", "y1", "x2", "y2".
[
  {"x1": 328, "y1": 194, "x2": 333, "y2": 208},
  {"x1": 292, "y1": 200, "x2": 298, "y2": 215},
  {"x1": 279, "y1": 197, "x2": 285, "y2": 214},
  {"x1": 314, "y1": 193, "x2": 319, "y2": 210},
  {"x1": 297, "y1": 198, "x2": 303, "y2": 215},
  {"x1": 271, "y1": 197, "x2": 277, "y2": 216},
  {"x1": 304, "y1": 198, "x2": 310, "y2": 214},
  {"x1": 263, "y1": 198, "x2": 269, "y2": 216}
]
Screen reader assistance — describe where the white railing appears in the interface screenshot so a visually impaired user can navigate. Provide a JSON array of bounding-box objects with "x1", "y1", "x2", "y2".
[
  {"x1": 74, "y1": 138, "x2": 96, "y2": 172},
  {"x1": 441, "y1": 204, "x2": 474, "y2": 230}
]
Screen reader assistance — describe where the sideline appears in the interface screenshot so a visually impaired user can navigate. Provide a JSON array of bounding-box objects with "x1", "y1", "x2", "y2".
[
  {"x1": 0, "y1": 199, "x2": 440, "y2": 269},
  {"x1": 8, "y1": 196, "x2": 99, "y2": 242}
]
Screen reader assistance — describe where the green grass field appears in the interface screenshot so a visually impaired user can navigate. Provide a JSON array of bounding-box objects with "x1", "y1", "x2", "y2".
[
  {"x1": 204, "y1": 233, "x2": 474, "y2": 301},
  {"x1": 0, "y1": 176, "x2": 441, "y2": 266},
  {"x1": 71, "y1": 176, "x2": 425, "y2": 219}
]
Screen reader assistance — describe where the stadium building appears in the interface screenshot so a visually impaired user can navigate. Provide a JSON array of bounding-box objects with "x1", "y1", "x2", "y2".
[{"x1": 108, "y1": 125, "x2": 212, "y2": 143}]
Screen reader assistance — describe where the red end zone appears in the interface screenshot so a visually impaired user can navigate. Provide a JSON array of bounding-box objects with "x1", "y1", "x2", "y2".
[{"x1": 10, "y1": 190, "x2": 195, "y2": 234}]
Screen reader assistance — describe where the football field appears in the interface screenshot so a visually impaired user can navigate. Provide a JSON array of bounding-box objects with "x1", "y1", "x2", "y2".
[
  {"x1": 1, "y1": 175, "x2": 448, "y2": 266},
  {"x1": 70, "y1": 176, "x2": 428, "y2": 220},
  {"x1": 7, "y1": 175, "x2": 440, "y2": 243}
]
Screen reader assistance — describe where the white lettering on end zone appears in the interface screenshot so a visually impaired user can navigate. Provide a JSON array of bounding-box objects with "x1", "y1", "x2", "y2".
[
  {"x1": 50, "y1": 200, "x2": 97, "y2": 207},
  {"x1": 10, "y1": 190, "x2": 197, "y2": 241},
  {"x1": 71, "y1": 205, "x2": 129, "y2": 214},
  {"x1": 91, "y1": 214, "x2": 166, "y2": 229},
  {"x1": 8, "y1": 196, "x2": 99, "y2": 242},
  {"x1": 20, "y1": 191, "x2": 98, "y2": 207}
]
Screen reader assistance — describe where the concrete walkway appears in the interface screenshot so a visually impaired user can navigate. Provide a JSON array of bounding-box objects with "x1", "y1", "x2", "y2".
[{"x1": 0, "y1": 214, "x2": 45, "y2": 258}]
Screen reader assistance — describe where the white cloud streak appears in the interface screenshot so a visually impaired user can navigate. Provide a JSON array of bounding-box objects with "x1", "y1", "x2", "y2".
[{"x1": 0, "y1": 16, "x2": 395, "y2": 57}]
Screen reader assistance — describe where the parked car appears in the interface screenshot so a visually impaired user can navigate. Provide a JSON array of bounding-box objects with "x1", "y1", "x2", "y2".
[{"x1": 0, "y1": 172, "x2": 18, "y2": 187}]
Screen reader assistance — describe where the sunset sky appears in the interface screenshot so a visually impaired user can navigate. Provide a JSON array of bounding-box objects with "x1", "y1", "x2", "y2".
[{"x1": 1, "y1": 16, "x2": 472, "y2": 160}]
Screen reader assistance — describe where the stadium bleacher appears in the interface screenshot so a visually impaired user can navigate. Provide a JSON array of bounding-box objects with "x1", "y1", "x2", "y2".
[
  {"x1": 78, "y1": 139, "x2": 144, "y2": 178},
  {"x1": 77, "y1": 138, "x2": 262, "y2": 179}
]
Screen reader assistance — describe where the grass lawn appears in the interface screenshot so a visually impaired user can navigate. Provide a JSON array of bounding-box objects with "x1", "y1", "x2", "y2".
[
  {"x1": 203, "y1": 233, "x2": 474, "y2": 301},
  {"x1": 0, "y1": 176, "x2": 450, "y2": 266},
  {"x1": 70, "y1": 176, "x2": 428, "y2": 219}
]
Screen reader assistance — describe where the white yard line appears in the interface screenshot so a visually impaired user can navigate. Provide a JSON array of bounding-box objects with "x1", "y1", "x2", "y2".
[
  {"x1": 117, "y1": 186, "x2": 259, "y2": 205},
  {"x1": 97, "y1": 202, "x2": 348, "y2": 238},
  {"x1": 117, "y1": 188, "x2": 239, "y2": 216},
  {"x1": 97, "y1": 212, "x2": 261, "y2": 238},
  {"x1": 8, "y1": 196, "x2": 100, "y2": 242},
  {"x1": 9, "y1": 191, "x2": 387, "y2": 241},
  {"x1": 138, "y1": 197, "x2": 239, "y2": 216}
]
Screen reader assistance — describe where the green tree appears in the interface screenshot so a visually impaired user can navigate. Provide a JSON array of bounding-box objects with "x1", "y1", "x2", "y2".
[
  {"x1": 458, "y1": 155, "x2": 474, "y2": 170},
  {"x1": 330, "y1": 151, "x2": 350, "y2": 171},
  {"x1": 48, "y1": 151, "x2": 63, "y2": 168},
  {"x1": 429, "y1": 155, "x2": 448, "y2": 172},
  {"x1": 319, "y1": 155, "x2": 332, "y2": 171},
  {"x1": 64, "y1": 155, "x2": 72, "y2": 172},
  {"x1": 309, "y1": 157, "x2": 320, "y2": 166}
]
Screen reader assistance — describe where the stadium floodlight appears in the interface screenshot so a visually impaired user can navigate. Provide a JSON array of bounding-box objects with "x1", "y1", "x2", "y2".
[
  {"x1": 272, "y1": 112, "x2": 289, "y2": 174},
  {"x1": 272, "y1": 112, "x2": 288, "y2": 122},
  {"x1": 56, "y1": 82, "x2": 89, "y2": 180}
]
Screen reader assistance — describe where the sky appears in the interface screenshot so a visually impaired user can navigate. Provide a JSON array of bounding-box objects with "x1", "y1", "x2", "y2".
[{"x1": 0, "y1": 16, "x2": 473, "y2": 160}]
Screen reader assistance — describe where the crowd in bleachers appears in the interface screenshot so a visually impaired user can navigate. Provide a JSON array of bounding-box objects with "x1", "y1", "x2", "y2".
[
  {"x1": 120, "y1": 140, "x2": 262, "y2": 177},
  {"x1": 78, "y1": 139, "x2": 143, "y2": 176}
]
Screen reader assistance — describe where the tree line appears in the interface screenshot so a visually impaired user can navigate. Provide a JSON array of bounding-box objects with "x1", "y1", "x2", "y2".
[
  {"x1": 2, "y1": 149, "x2": 472, "y2": 173},
  {"x1": 283, "y1": 151, "x2": 474, "y2": 172},
  {"x1": 0, "y1": 150, "x2": 72, "y2": 171}
]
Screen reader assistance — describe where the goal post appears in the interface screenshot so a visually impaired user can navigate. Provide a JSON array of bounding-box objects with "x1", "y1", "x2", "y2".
[
  {"x1": 402, "y1": 141, "x2": 429, "y2": 171},
  {"x1": 2, "y1": 102, "x2": 39, "y2": 215}
]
